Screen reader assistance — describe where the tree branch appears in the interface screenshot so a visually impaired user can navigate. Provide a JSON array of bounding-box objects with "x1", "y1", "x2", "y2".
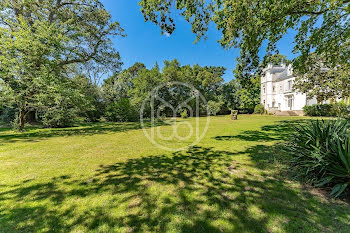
[{"x1": 58, "y1": 39, "x2": 102, "y2": 67}]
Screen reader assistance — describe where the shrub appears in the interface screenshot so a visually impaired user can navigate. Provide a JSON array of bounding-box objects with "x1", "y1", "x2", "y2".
[
  {"x1": 290, "y1": 119, "x2": 350, "y2": 197},
  {"x1": 41, "y1": 107, "x2": 77, "y2": 128},
  {"x1": 332, "y1": 102, "x2": 350, "y2": 118},
  {"x1": 254, "y1": 104, "x2": 265, "y2": 114},
  {"x1": 302, "y1": 105, "x2": 314, "y2": 116},
  {"x1": 105, "y1": 98, "x2": 138, "y2": 122},
  {"x1": 72, "y1": 75, "x2": 104, "y2": 122},
  {"x1": 303, "y1": 104, "x2": 333, "y2": 117},
  {"x1": 303, "y1": 103, "x2": 350, "y2": 118},
  {"x1": 0, "y1": 106, "x2": 17, "y2": 124},
  {"x1": 180, "y1": 109, "x2": 188, "y2": 119},
  {"x1": 207, "y1": 101, "x2": 222, "y2": 116}
]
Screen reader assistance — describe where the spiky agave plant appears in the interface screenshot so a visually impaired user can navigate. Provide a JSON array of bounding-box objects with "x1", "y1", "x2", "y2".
[
  {"x1": 319, "y1": 135, "x2": 350, "y2": 197},
  {"x1": 290, "y1": 119, "x2": 349, "y2": 183}
]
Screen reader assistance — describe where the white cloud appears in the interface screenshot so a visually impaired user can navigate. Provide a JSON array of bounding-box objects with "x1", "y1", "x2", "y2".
[{"x1": 164, "y1": 32, "x2": 171, "y2": 38}]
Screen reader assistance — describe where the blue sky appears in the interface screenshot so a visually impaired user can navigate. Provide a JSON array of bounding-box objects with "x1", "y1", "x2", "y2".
[{"x1": 102, "y1": 0, "x2": 298, "y2": 82}]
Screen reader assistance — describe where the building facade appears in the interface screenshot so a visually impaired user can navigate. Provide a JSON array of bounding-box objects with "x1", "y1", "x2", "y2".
[{"x1": 260, "y1": 63, "x2": 317, "y2": 114}]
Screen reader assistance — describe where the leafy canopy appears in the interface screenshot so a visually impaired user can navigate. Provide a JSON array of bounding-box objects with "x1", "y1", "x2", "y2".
[
  {"x1": 293, "y1": 54, "x2": 350, "y2": 101},
  {"x1": 139, "y1": 0, "x2": 349, "y2": 69},
  {"x1": 139, "y1": 0, "x2": 349, "y2": 101},
  {"x1": 0, "y1": 0, "x2": 124, "y2": 129}
]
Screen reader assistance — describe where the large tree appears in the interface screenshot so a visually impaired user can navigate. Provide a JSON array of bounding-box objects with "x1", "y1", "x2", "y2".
[
  {"x1": 138, "y1": 0, "x2": 350, "y2": 99},
  {"x1": 102, "y1": 70, "x2": 135, "y2": 103},
  {"x1": 293, "y1": 54, "x2": 350, "y2": 102},
  {"x1": 126, "y1": 60, "x2": 225, "y2": 117},
  {"x1": 0, "y1": 0, "x2": 124, "y2": 130},
  {"x1": 130, "y1": 63, "x2": 163, "y2": 111}
]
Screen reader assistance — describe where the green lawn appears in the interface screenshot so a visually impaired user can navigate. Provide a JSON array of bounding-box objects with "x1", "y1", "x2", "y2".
[{"x1": 0, "y1": 115, "x2": 349, "y2": 232}]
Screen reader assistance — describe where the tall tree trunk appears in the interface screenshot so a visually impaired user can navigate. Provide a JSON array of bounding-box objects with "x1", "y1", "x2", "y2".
[{"x1": 18, "y1": 109, "x2": 26, "y2": 131}]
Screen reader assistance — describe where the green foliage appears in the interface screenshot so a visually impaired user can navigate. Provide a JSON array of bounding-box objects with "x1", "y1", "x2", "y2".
[
  {"x1": 103, "y1": 70, "x2": 137, "y2": 104},
  {"x1": 138, "y1": 0, "x2": 210, "y2": 42},
  {"x1": 303, "y1": 104, "x2": 334, "y2": 117},
  {"x1": 36, "y1": 78, "x2": 82, "y2": 128},
  {"x1": 72, "y1": 75, "x2": 104, "y2": 122},
  {"x1": 254, "y1": 104, "x2": 265, "y2": 115},
  {"x1": 221, "y1": 75, "x2": 260, "y2": 114},
  {"x1": 293, "y1": 54, "x2": 350, "y2": 102},
  {"x1": 127, "y1": 62, "x2": 147, "y2": 77},
  {"x1": 105, "y1": 98, "x2": 138, "y2": 122},
  {"x1": 2, "y1": 56, "x2": 228, "y2": 126},
  {"x1": 0, "y1": 107, "x2": 17, "y2": 124},
  {"x1": 139, "y1": 0, "x2": 349, "y2": 100},
  {"x1": 0, "y1": 0, "x2": 123, "y2": 130},
  {"x1": 262, "y1": 54, "x2": 291, "y2": 67},
  {"x1": 222, "y1": 79, "x2": 241, "y2": 111},
  {"x1": 333, "y1": 102, "x2": 350, "y2": 118},
  {"x1": 303, "y1": 103, "x2": 350, "y2": 118},
  {"x1": 291, "y1": 119, "x2": 350, "y2": 197},
  {"x1": 236, "y1": 75, "x2": 261, "y2": 113},
  {"x1": 41, "y1": 104, "x2": 77, "y2": 128},
  {"x1": 321, "y1": 136, "x2": 350, "y2": 197},
  {"x1": 207, "y1": 101, "x2": 222, "y2": 116},
  {"x1": 180, "y1": 109, "x2": 188, "y2": 119},
  {"x1": 129, "y1": 60, "x2": 225, "y2": 118}
]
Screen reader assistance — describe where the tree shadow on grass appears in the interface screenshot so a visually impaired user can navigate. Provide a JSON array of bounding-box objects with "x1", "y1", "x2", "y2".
[
  {"x1": 214, "y1": 119, "x2": 309, "y2": 142},
  {"x1": 1, "y1": 146, "x2": 349, "y2": 232},
  {"x1": 0, "y1": 121, "x2": 167, "y2": 146},
  {"x1": 215, "y1": 130, "x2": 281, "y2": 142}
]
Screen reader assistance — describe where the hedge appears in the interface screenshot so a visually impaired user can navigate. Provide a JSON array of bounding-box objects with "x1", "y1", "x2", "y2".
[{"x1": 303, "y1": 103, "x2": 350, "y2": 118}]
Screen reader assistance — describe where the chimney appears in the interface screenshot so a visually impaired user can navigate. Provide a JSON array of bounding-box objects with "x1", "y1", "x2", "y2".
[{"x1": 281, "y1": 59, "x2": 286, "y2": 68}]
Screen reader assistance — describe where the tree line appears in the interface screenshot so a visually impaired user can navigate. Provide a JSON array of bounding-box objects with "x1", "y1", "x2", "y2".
[
  {"x1": 0, "y1": 58, "x2": 261, "y2": 130},
  {"x1": 1, "y1": 0, "x2": 348, "y2": 130},
  {"x1": 0, "y1": 0, "x2": 259, "y2": 131}
]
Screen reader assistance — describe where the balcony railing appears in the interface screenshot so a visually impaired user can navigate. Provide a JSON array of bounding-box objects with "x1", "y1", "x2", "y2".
[{"x1": 285, "y1": 87, "x2": 293, "y2": 93}]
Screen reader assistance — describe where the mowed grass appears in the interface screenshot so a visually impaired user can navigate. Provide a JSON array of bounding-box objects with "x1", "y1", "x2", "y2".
[{"x1": 0, "y1": 115, "x2": 349, "y2": 233}]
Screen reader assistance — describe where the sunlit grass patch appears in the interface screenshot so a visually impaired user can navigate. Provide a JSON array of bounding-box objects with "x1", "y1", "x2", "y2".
[{"x1": 0, "y1": 115, "x2": 349, "y2": 232}]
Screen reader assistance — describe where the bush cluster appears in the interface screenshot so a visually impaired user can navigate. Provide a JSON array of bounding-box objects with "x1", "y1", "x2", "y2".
[
  {"x1": 105, "y1": 98, "x2": 138, "y2": 122},
  {"x1": 303, "y1": 103, "x2": 350, "y2": 118},
  {"x1": 41, "y1": 107, "x2": 77, "y2": 128},
  {"x1": 254, "y1": 104, "x2": 265, "y2": 114},
  {"x1": 180, "y1": 109, "x2": 188, "y2": 119},
  {"x1": 0, "y1": 106, "x2": 16, "y2": 124},
  {"x1": 290, "y1": 119, "x2": 350, "y2": 197},
  {"x1": 207, "y1": 101, "x2": 222, "y2": 116}
]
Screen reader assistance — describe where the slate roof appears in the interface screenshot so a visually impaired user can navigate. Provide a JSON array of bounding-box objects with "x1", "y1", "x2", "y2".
[{"x1": 274, "y1": 68, "x2": 293, "y2": 82}]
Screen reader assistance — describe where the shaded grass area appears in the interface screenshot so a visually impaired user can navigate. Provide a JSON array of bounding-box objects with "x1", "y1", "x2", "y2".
[
  {"x1": 0, "y1": 121, "x2": 166, "y2": 146},
  {"x1": 214, "y1": 119, "x2": 307, "y2": 142},
  {"x1": 0, "y1": 116, "x2": 349, "y2": 232}
]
